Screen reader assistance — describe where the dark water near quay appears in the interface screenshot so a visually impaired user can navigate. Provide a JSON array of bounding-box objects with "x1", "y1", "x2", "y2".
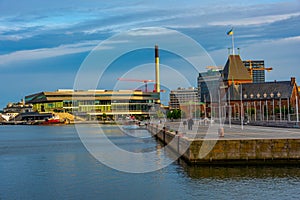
[{"x1": 1, "y1": 125, "x2": 300, "y2": 200}]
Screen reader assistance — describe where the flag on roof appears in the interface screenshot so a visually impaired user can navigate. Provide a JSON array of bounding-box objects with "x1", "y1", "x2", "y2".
[{"x1": 227, "y1": 28, "x2": 234, "y2": 36}]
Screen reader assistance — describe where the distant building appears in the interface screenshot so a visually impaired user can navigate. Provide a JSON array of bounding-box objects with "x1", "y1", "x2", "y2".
[
  {"x1": 169, "y1": 87, "x2": 198, "y2": 110},
  {"x1": 198, "y1": 55, "x2": 253, "y2": 103},
  {"x1": 243, "y1": 60, "x2": 265, "y2": 83},
  {"x1": 2, "y1": 101, "x2": 33, "y2": 120},
  {"x1": 222, "y1": 55, "x2": 253, "y2": 86},
  {"x1": 197, "y1": 54, "x2": 299, "y2": 121},
  {"x1": 226, "y1": 77, "x2": 299, "y2": 121},
  {"x1": 25, "y1": 89, "x2": 160, "y2": 120},
  {"x1": 197, "y1": 69, "x2": 222, "y2": 102}
]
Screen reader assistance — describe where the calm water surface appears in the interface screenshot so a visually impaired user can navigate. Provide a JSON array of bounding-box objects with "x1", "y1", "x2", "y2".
[{"x1": 1, "y1": 125, "x2": 300, "y2": 200}]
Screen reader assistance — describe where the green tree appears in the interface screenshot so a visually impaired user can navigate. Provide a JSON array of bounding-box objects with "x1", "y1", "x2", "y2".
[
  {"x1": 102, "y1": 113, "x2": 107, "y2": 123},
  {"x1": 167, "y1": 109, "x2": 182, "y2": 119}
]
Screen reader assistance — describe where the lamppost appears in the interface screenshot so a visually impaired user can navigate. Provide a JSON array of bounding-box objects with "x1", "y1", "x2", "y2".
[
  {"x1": 233, "y1": 104, "x2": 236, "y2": 120},
  {"x1": 257, "y1": 93, "x2": 261, "y2": 121},
  {"x1": 228, "y1": 86, "x2": 231, "y2": 128},
  {"x1": 284, "y1": 104, "x2": 286, "y2": 121},
  {"x1": 264, "y1": 93, "x2": 268, "y2": 121},
  {"x1": 250, "y1": 93, "x2": 254, "y2": 121},
  {"x1": 240, "y1": 84, "x2": 243, "y2": 130},
  {"x1": 270, "y1": 92, "x2": 275, "y2": 121},
  {"x1": 296, "y1": 95, "x2": 299, "y2": 123},
  {"x1": 288, "y1": 97, "x2": 290, "y2": 121},
  {"x1": 277, "y1": 92, "x2": 281, "y2": 122},
  {"x1": 244, "y1": 94, "x2": 248, "y2": 123},
  {"x1": 254, "y1": 99, "x2": 257, "y2": 121},
  {"x1": 204, "y1": 96, "x2": 207, "y2": 120}
]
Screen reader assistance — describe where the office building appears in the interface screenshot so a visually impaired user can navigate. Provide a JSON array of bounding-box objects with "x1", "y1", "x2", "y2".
[
  {"x1": 169, "y1": 87, "x2": 198, "y2": 110},
  {"x1": 198, "y1": 69, "x2": 222, "y2": 102},
  {"x1": 243, "y1": 60, "x2": 265, "y2": 83},
  {"x1": 25, "y1": 89, "x2": 160, "y2": 119}
]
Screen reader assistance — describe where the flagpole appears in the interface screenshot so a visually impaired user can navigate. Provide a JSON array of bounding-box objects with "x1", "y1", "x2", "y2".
[{"x1": 232, "y1": 32, "x2": 235, "y2": 55}]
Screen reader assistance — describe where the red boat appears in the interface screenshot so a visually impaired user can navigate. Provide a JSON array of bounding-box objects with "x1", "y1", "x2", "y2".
[{"x1": 42, "y1": 115, "x2": 63, "y2": 125}]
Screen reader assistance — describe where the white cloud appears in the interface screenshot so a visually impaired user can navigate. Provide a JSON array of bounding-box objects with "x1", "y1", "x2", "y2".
[
  {"x1": 126, "y1": 27, "x2": 175, "y2": 36},
  {"x1": 0, "y1": 41, "x2": 100, "y2": 66},
  {"x1": 209, "y1": 12, "x2": 300, "y2": 26},
  {"x1": 0, "y1": 39, "x2": 132, "y2": 66}
]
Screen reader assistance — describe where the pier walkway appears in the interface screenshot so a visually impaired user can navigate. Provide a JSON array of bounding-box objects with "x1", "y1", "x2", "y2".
[
  {"x1": 161, "y1": 121, "x2": 300, "y2": 140},
  {"x1": 147, "y1": 121, "x2": 300, "y2": 165}
]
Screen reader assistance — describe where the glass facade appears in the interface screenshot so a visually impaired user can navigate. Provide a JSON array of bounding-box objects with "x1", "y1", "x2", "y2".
[
  {"x1": 243, "y1": 60, "x2": 265, "y2": 83},
  {"x1": 25, "y1": 90, "x2": 160, "y2": 117}
]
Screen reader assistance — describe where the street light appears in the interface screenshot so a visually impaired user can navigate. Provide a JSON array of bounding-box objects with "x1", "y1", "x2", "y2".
[
  {"x1": 263, "y1": 93, "x2": 268, "y2": 121},
  {"x1": 277, "y1": 92, "x2": 281, "y2": 121},
  {"x1": 257, "y1": 93, "x2": 262, "y2": 121},
  {"x1": 250, "y1": 93, "x2": 254, "y2": 121},
  {"x1": 270, "y1": 92, "x2": 275, "y2": 121},
  {"x1": 244, "y1": 94, "x2": 249, "y2": 122},
  {"x1": 240, "y1": 84, "x2": 244, "y2": 130},
  {"x1": 296, "y1": 95, "x2": 299, "y2": 123},
  {"x1": 288, "y1": 97, "x2": 290, "y2": 121}
]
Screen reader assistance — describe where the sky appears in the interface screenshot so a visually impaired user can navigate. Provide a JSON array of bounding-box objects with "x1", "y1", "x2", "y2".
[{"x1": 0, "y1": 0, "x2": 300, "y2": 108}]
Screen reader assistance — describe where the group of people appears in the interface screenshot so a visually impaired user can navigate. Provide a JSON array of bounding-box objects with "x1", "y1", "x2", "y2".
[{"x1": 183, "y1": 118, "x2": 194, "y2": 130}]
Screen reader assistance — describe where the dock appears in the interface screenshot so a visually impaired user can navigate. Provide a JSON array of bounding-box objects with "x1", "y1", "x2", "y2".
[{"x1": 147, "y1": 122, "x2": 300, "y2": 165}]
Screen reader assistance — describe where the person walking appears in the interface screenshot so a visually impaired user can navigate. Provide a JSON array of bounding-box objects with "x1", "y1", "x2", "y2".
[
  {"x1": 183, "y1": 120, "x2": 187, "y2": 130},
  {"x1": 187, "y1": 118, "x2": 194, "y2": 130}
]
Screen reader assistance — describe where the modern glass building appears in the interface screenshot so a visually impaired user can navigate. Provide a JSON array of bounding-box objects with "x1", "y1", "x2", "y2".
[
  {"x1": 197, "y1": 70, "x2": 222, "y2": 102},
  {"x1": 243, "y1": 60, "x2": 265, "y2": 83},
  {"x1": 25, "y1": 89, "x2": 160, "y2": 119}
]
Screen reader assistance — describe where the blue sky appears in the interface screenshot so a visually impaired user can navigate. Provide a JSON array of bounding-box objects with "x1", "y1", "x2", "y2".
[{"x1": 0, "y1": 0, "x2": 300, "y2": 107}]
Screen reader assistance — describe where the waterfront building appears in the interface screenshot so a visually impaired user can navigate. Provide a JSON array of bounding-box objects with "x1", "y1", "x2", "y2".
[
  {"x1": 243, "y1": 60, "x2": 265, "y2": 83},
  {"x1": 197, "y1": 69, "x2": 222, "y2": 102},
  {"x1": 169, "y1": 87, "x2": 203, "y2": 118},
  {"x1": 200, "y1": 55, "x2": 300, "y2": 122},
  {"x1": 222, "y1": 55, "x2": 253, "y2": 86},
  {"x1": 2, "y1": 101, "x2": 33, "y2": 120},
  {"x1": 25, "y1": 89, "x2": 160, "y2": 120},
  {"x1": 226, "y1": 77, "x2": 300, "y2": 121},
  {"x1": 169, "y1": 87, "x2": 199, "y2": 110},
  {"x1": 3, "y1": 101, "x2": 33, "y2": 113},
  {"x1": 198, "y1": 55, "x2": 253, "y2": 104}
]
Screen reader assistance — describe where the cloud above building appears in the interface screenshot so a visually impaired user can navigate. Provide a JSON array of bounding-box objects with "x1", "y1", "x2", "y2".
[{"x1": 0, "y1": 0, "x2": 299, "y2": 107}]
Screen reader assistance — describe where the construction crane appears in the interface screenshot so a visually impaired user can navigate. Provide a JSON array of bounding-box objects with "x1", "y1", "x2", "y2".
[
  {"x1": 117, "y1": 78, "x2": 155, "y2": 92},
  {"x1": 206, "y1": 66, "x2": 222, "y2": 71},
  {"x1": 245, "y1": 60, "x2": 273, "y2": 77}
]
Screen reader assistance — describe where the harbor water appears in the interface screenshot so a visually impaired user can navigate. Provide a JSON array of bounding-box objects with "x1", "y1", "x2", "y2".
[{"x1": 1, "y1": 125, "x2": 300, "y2": 200}]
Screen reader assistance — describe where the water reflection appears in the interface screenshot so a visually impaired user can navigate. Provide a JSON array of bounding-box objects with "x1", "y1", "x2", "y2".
[
  {"x1": 179, "y1": 160, "x2": 300, "y2": 180},
  {"x1": 1, "y1": 125, "x2": 300, "y2": 200}
]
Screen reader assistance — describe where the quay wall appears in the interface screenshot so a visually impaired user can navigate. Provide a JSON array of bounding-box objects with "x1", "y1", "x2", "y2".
[{"x1": 147, "y1": 124, "x2": 300, "y2": 165}]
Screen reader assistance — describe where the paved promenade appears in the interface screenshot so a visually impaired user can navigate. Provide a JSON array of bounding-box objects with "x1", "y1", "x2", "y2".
[{"x1": 159, "y1": 121, "x2": 300, "y2": 140}]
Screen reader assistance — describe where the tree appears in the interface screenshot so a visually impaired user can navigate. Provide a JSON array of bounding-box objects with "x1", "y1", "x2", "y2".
[
  {"x1": 102, "y1": 113, "x2": 107, "y2": 123},
  {"x1": 167, "y1": 109, "x2": 182, "y2": 120}
]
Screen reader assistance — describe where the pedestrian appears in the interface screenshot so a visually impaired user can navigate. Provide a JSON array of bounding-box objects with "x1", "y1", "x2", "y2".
[
  {"x1": 183, "y1": 120, "x2": 187, "y2": 130},
  {"x1": 188, "y1": 118, "x2": 194, "y2": 130}
]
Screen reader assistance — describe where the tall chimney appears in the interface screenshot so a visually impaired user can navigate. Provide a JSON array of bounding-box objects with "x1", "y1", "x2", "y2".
[
  {"x1": 291, "y1": 77, "x2": 296, "y2": 86},
  {"x1": 155, "y1": 45, "x2": 160, "y2": 94}
]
